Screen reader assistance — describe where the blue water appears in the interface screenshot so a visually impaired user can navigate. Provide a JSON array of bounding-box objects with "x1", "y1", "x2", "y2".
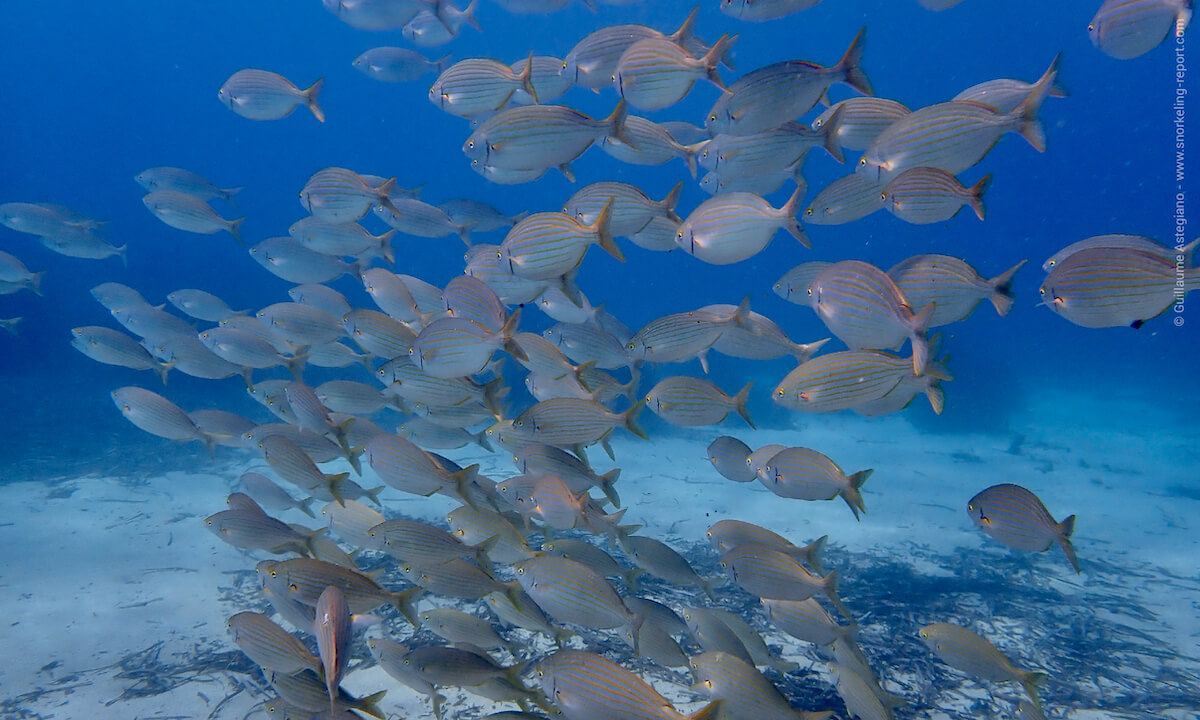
[{"x1": 0, "y1": 0, "x2": 1197, "y2": 718}]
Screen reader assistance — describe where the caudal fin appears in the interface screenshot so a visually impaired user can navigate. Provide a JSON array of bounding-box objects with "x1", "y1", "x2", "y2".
[
  {"x1": 781, "y1": 184, "x2": 811, "y2": 248},
  {"x1": 837, "y1": 28, "x2": 873, "y2": 96},
  {"x1": 732, "y1": 381, "x2": 755, "y2": 429},
  {"x1": 988, "y1": 258, "x2": 1027, "y2": 316},
  {"x1": 304, "y1": 78, "x2": 325, "y2": 122},
  {"x1": 1012, "y1": 67, "x2": 1054, "y2": 152},
  {"x1": 604, "y1": 99, "x2": 637, "y2": 150},
  {"x1": 518, "y1": 50, "x2": 539, "y2": 104},
  {"x1": 703, "y1": 35, "x2": 736, "y2": 90},
  {"x1": 818, "y1": 105, "x2": 847, "y2": 163},
  {"x1": 907, "y1": 302, "x2": 935, "y2": 375},
  {"x1": 589, "y1": 199, "x2": 624, "y2": 262},
  {"x1": 1057, "y1": 514, "x2": 1080, "y2": 573},
  {"x1": 622, "y1": 399, "x2": 648, "y2": 440},
  {"x1": 840, "y1": 469, "x2": 872, "y2": 520},
  {"x1": 968, "y1": 173, "x2": 991, "y2": 221}
]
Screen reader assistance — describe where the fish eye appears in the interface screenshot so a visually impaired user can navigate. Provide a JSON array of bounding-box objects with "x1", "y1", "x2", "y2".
[
  {"x1": 858, "y1": 157, "x2": 867, "y2": 166},
  {"x1": 496, "y1": 250, "x2": 503, "y2": 259},
  {"x1": 881, "y1": 193, "x2": 887, "y2": 201},
  {"x1": 804, "y1": 208, "x2": 814, "y2": 216},
  {"x1": 467, "y1": 140, "x2": 475, "y2": 148},
  {"x1": 776, "y1": 389, "x2": 785, "y2": 397},
  {"x1": 1038, "y1": 288, "x2": 1046, "y2": 295},
  {"x1": 561, "y1": 61, "x2": 568, "y2": 69},
  {"x1": 1087, "y1": 23, "x2": 1094, "y2": 31}
]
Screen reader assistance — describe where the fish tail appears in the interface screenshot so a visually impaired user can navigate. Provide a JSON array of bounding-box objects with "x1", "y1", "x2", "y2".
[
  {"x1": 116, "y1": 244, "x2": 129, "y2": 268},
  {"x1": 228, "y1": 216, "x2": 246, "y2": 246},
  {"x1": 1180, "y1": 236, "x2": 1199, "y2": 266},
  {"x1": 296, "y1": 495, "x2": 317, "y2": 519},
  {"x1": 285, "y1": 353, "x2": 308, "y2": 380},
  {"x1": 0, "y1": 317, "x2": 20, "y2": 336},
  {"x1": 482, "y1": 377, "x2": 507, "y2": 417},
  {"x1": 838, "y1": 28, "x2": 873, "y2": 96},
  {"x1": 221, "y1": 186, "x2": 244, "y2": 207},
  {"x1": 820, "y1": 105, "x2": 847, "y2": 163},
  {"x1": 907, "y1": 302, "x2": 935, "y2": 374},
  {"x1": 781, "y1": 184, "x2": 812, "y2": 248},
  {"x1": 988, "y1": 258, "x2": 1027, "y2": 316},
  {"x1": 355, "y1": 689, "x2": 388, "y2": 720},
  {"x1": 968, "y1": 173, "x2": 991, "y2": 221},
  {"x1": 622, "y1": 399, "x2": 648, "y2": 439},
  {"x1": 518, "y1": 50, "x2": 538, "y2": 104},
  {"x1": 363, "y1": 484, "x2": 385, "y2": 508},
  {"x1": 449, "y1": 464, "x2": 482, "y2": 508},
  {"x1": 844, "y1": 469, "x2": 872, "y2": 519},
  {"x1": 434, "y1": 54, "x2": 453, "y2": 74},
  {"x1": 1041, "y1": 51, "x2": 1068, "y2": 97},
  {"x1": 473, "y1": 428, "x2": 493, "y2": 453},
  {"x1": 662, "y1": 180, "x2": 685, "y2": 224},
  {"x1": 500, "y1": 307, "x2": 526, "y2": 353},
  {"x1": 688, "y1": 699, "x2": 724, "y2": 720},
  {"x1": 304, "y1": 77, "x2": 326, "y2": 122},
  {"x1": 1021, "y1": 671, "x2": 1047, "y2": 708},
  {"x1": 1057, "y1": 514, "x2": 1081, "y2": 572},
  {"x1": 733, "y1": 381, "x2": 755, "y2": 429},
  {"x1": 28, "y1": 270, "x2": 45, "y2": 297},
  {"x1": 393, "y1": 587, "x2": 424, "y2": 626},
  {"x1": 599, "y1": 468, "x2": 622, "y2": 507},
  {"x1": 701, "y1": 576, "x2": 720, "y2": 601},
  {"x1": 327, "y1": 472, "x2": 351, "y2": 507},
  {"x1": 156, "y1": 359, "x2": 175, "y2": 386},
  {"x1": 703, "y1": 35, "x2": 736, "y2": 90},
  {"x1": 924, "y1": 382, "x2": 946, "y2": 414},
  {"x1": 1012, "y1": 67, "x2": 1054, "y2": 152},
  {"x1": 604, "y1": 99, "x2": 637, "y2": 151},
  {"x1": 670, "y1": 6, "x2": 699, "y2": 46},
  {"x1": 591, "y1": 199, "x2": 625, "y2": 262},
  {"x1": 795, "y1": 534, "x2": 827, "y2": 574},
  {"x1": 823, "y1": 569, "x2": 854, "y2": 619},
  {"x1": 461, "y1": 0, "x2": 482, "y2": 31}
]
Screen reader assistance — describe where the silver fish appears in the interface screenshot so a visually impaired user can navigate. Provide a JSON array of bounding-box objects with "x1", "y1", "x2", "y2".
[
  {"x1": 882, "y1": 169, "x2": 990, "y2": 224},
  {"x1": 1039, "y1": 246, "x2": 1199, "y2": 328},
  {"x1": 136, "y1": 167, "x2": 242, "y2": 204},
  {"x1": 227, "y1": 611, "x2": 321, "y2": 675},
  {"x1": 430, "y1": 57, "x2": 536, "y2": 117},
  {"x1": 888, "y1": 255, "x2": 1025, "y2": 325},
  {"x1": 676, "y1": 187, "x2": 809, "y2": 265},
  {"x1": 953, "y1": 54, "x2": 1067, "y2": 113},
  {"x1": 142, "y1": 190, "x2": 243, "y2": 242},
  {"x1": 315, "y1": 586, "x2": 353, "y2": 714},
  {"x1": 353, "y1": 46, "x2": 446, "y2": 82},
  {"x1": 812, "y1": 97, "x2": 911, "y2": 152},
  {"x1": 803, "y1": 174, "x2": 885, "y2": 226},
  {"x1": 967, "y1": 483, "x2": 1079, "y2": 572},
  {"x1": 249, "y1": 237, "x2": 361, "y2": 284},
  {"x1": 463, "y1": 101, "x2": 634, "y2": 174},
  {"x1": 918, "y1": 623, "x2": 1046, "y2": 705},
  {"x1": 219, "y1": 69, "x2": 324, "y2": 121},
  {"x1": 614, "y1": 35, "x2": 734, "y2": 111},
  {"x1": 758, "y1": 446, "x2": 871, "y2": 519},
  {"x1": 1088, "y1": 0, "x2": 1192, "y2": 59},
  {"x1": 707, "y1": 436, "x2": 756, "y2": 483},
  {"x1": 645, "y1": 376, "x2": 754, "y2": 428}
]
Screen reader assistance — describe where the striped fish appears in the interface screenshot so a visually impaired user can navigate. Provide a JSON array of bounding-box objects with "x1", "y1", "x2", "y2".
[
  {"x1": 803, "y1": 174, "x2": 885, "y2": 226},
  {"x1": 227, "y1": 611, "x2": 321, "y2": 675},
  {"x1": 829, "y1": 663, "x2": 897, "y2": 720},
  {"x1": 954, "y1": 54, "x2": 1067, "y2": 113},
  {"x1": 719, "y1": 545, "x2": 850, "y2": 617},
  {"x1": 703, "y1": 608, "x2": 797, "y2": 673},
  {"x1": 299, "y1": 167, "x2": 392, "y2": 222},
  {"x1": 706, "y1": 29, "x2": 872, "y2": 137},
  {"x1": 510, "y1": 397, "x2": 647, "y2": 456},
  {"x1": 1043, "y1": 233, "x2": 1198, "y2": 272},
  {"x1": 513, "y1": 556, "x2": 642, "y2": 639},
  {"x1": 241, "y1": 471, "x2": 316, "y2": 517},
  {"x1": 362, "y1": 267, "x2": 426, "y2": 324},
  {"x1": 543, "y1": 538, "x2": 630, "y2": 584},
  {"x1": 377, "y1": 355, "x2": 503, "y2": 409},
  {"x1": 443, "y1": 275, "x2": 509, "y2": 332},
  {"x1": 773, "y1": 262, "x2": 833, "y2": 305},
  {"x1": 564, "y1": 181, "x2": 682, "y2": 239},
  {"x1": 600, "y1": 114, "x2": 701, "y2": 176},
  {"x1": 627, "y1": 299, "x2": 751, "y2": 369},
  {"x1": 689, "y1": 651, "x2": 828, "y2": 720},
  {"x1": 889, "y1": 255, "x2": 1025, "y2": 325},
  {"x1": 883, "y1": 169, "x2": 990, "y2": 224},
  {"x1": 463, "y1": 101, "x2": 634, "y2": 174},
  {"x1": 198, "y1": 326, "x2": 294, "y2": 372},
  {"x1": 398, "y1": 418, "x2": 490, "y2": 450},
  {"x1": 289, "y1": 284, "x2": 350, "y2": 319},
  {"x1": 373, "y1": 197, "x2": 466, "y2": 244},
  {"x1": 258, "y1": 558, "x2": 421, "y2": 624},
  {"x1": 706, "y1": 520, "x2": 826, "y2": 573},
  {"x1": 698, "y1": 167, "x2": 804, "y2": 198},
  {"x1": 615, "y1": 35, "x2": 734, "y2": 111},
  {"x1": 968, "y1": 483, "x2": 1080, "y2": 573},
  {"x1": 411, "y1": 399, "x2": 496, "y2": 429},
  {"x1": 484, "y1": 587, "x2": 567, "y2": 643},
  {"x1": 266, "y1": 670, "x2": 386, "y2": 719},
  {"x1": 773, "y1": 349, "x2": 946, "y2": 413},
  {"x1": 646, "y1": 376, "x2": 754, "y2": 428},
  {"x1": 167, "y1": 288, "x2": 242, "y2": 322},
  {"x1": 707, "y1": 436, "x2": 756, "y2": 483},
  {"x1": 315, "y1": 586, "x2": 352, "y2": 715},
  {"x1": 409, "y1": 312, "x2": 523, "y2": 379},
  {"x1": 762, "y1": 597, "x2": 856, "y2": 647},
  {"x1": 447, "y1": 505, "x2": 535, "y2": 563},
  {"x1": 259, "y1": 434, "x2": 350, "y2": 504},
  {"x1": 702, "y1": 304, "x2": 829, "y2": 362},
  {"x1": 430, "y1": 57, "x2": 536, "y2": 118},
  {"x1": 465, "y1": 243, "x2": 553, "y2": 306},
  {"x1": 534, "y1": 288, "x2": 595, "y2": 327},
  {"x1": 511, "y1": 54, "x2": 572, "y2": 105},
  {"x1": 368, "y1": 637, "x2": 444, "y2": 718},
  {"x1": 676, "y1": 186, "x2": 810, "y2": 265},
  {"x1": 918, "y1": 623, "x2": 1046, "y2": 705},
  {"x1": 142, "y1": 190, "x2": 243, "y2": 242},
  {"x1": 528, "y1": 474, "x2": 591, "y2": 530},
  {"x1": 223, "y1": 315, "x2": 291, "y2": 353},
  {"x1": 257, "y1": 302, "x2": 346, "y2": 349},
  {"x1": 544, "y1": 320, "x2": 631, "y2": 369},
  {"x1": 442, "y1": 198, "x2": 525, "y2": 235},
  {"x1": 399, "y1": 557, "x2": 514, "y2": 600},
  {"x1": 284, "y1": 381, "x2": 347, "y2": 445},
  {"x1": 810, "y1": 260, "x2": 934, "y2": 373},
  {"x1": 539, "y1": 649, "x2": 722, "y2": 720},
  {"x1": 71, "y1": 326, "x2": 172, "y2": 382},
  {"x1": 307, "y1": 340, "x2": 370, "y2": 369},
  {"x1": 145, "y1": 334, "x2": 241, "y2": 380},
  {"x1": 561, "y1": 9, "x2": 707, "y2": 88},
  {"x1": 850, "y1": 352, "x2": 950, "y2": 416},
  {"x1": 515, "y1": 443, "x2": 622, "y2": 506},
  {"x1": 701, "y1": 118, "x2": 843, "y2": 179},
  {"x1": 421, "y1": 608, "x2": 515, "y2": 653},
  {"x1": 813, "y1": 97, "x2": 911, "y2": 151},
  {"x1": 746, "y1": 444, "x2": 786, "y2": 478},
  {"x1": 218, "y1": 69, "x2": 323, "y2": 121},
  {"x1": 352, "y1": 46, "x2": 444, "y2": 83},
  {"x1": 499, "y1": 206, "x2": 622, "y2": 281},
  {"x1": 315, "y1": 380, "x2": 393, "y2": 415},
  {"x1": 758, "y1": 446, "x2": 871, "y2": 519},
  {"x1": 622, "y1": 537, "x2": 718, "y2": 598},
  {"x1": 289, "y1": 217, "x2": 394, "y2": 260},
  {"x1": 249, "y1": 237, "x2": 361, "y2": 284},
  {"x1": 858, "y1": 71, "x2": 1055, "y2": 183},
  {"x1": 398, "y1": 644, "x2": 527, "y2": 689},
  {"x1": 720, "y1": 0, "x2": 822, "y2": 20},
  {"x1": 321, "y1": 499, "x2": 385, "y2": 549},
  {"x1": 471, "y1": 163, "x2": 552, "y2": 184},
  {"x1": 364, "y1": 433, "x2": 476, "y2": 497},
  {"x1": 1040, "y1": 246, "x2": 1199, "y2": 328},
  {"x1": 204, "y1": 509, "x2": 311, "y2": 554},
  {"x1": 190, "y1": 410, "x2": 255, "y2": 447},
  {"x1": 108, "y1": 303, "x2": 193, "y2": 342},
  {"x1": 683, "y1": 612, "x2": 754, "y2": 667},
  {"x1": 1088, "y1": 0, "x2": 1191, "y2": 59},
  {"x1": 513, "y1": 331, "x2": 593, "y2": 380},
  {"x1": 371, "y1": 517, "x2": 484, "y2": 566},
  {"x1": 111, "y1": 386, "x2": 207, "y2": 445}
]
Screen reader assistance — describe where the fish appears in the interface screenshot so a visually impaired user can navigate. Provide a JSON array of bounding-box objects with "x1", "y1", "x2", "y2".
[
  {"x1": 773, "y1": 262, "x2": 833, "y2": 305},
  {"x1": 322, "y1": 500, "x2": 385, "y2": 549},
  {"x1": 1088, "y1": 0, "x2": 1192, "y2": 59},
  {"x1": 249, "y1": 237, "x2": 362, "y2": 284},
  {"x1": 758, "y1": 447, "x2": 871, "y2": 519},
  {"x1": 882, "y1": 169, "x2": 990, "y2": 224},
  {"x1": 968, "y1": 483, "x2": 1080, "y2": 573},
  {"x1": 299, "y1": 168, "x2": 395, "y2": 223},
  {"x1": 706, "y1": 29, "x2": 872, "y2": 136},
  {"x1": 257, "y1": 558, "x2": 421, "y2": 624},
  {"x1": 918, "y1": 622, "x2": 1046, "y2": 705},
  {"x1": 534, "y1": 286, "x2": 600, "y2": 325},
  {"x1": 258, "y1": 302, "x2": 347, "y2": 350},
  {"x1": 392, "y1": 643, "x2": 527, "y2": 690},
  {"x1": 343, "y1": 308, "x2": 418, "y2": 359},
  {"x1": 198, "y1": 326, "x2": 300, "y2": 377},
  {"x1": 371, "y1": 516, "x2": 491, "y2": 568},
  {"x1": 367, "y1": 636, "x2": 446, "y2": 718},
  {"x1": 218, "y1": 69, "x2": 324, "y2": 121},
  {"x1": 498, "y1": 204, "x2": 622, "y2": 281},
  {"x1": 373, "y1": 197, "x2": 468, "y2": 243},
  {"x1": 408, "y1": 311, "x2": 524, "y2": 379},
  {"x1": 773, "y1": 349, "x2": 945, "y2": 414},
  {"x1": 812, "y1": 97, "x2": 911, "y2": 151},
  {"x1": 441, "y1": 198, "x2": 525, "y2": 236},
  {"x1": 38, "y1": 227, "x2": 126, "y2": 263},
  {"x1": 719, "y1": 545, "x2": 850, "y2": 617},
  {"x1": 809, "y1": 260, "x2": 934, "y2": 373},
  {"x1": 614, "y1": 35, "x2": 735, "y2": 111},
  {"x1": 204, "y1": 508, "x2": 312, "y2": 554},
  {"x1": 353, "y1": 46, "x2": 447, "y2": 82},
  {"x1": 645, "y1": 376, "x2": 754, "y2": 428},
  {"x1": 227, "y1": 611, "x2": 322, "y2": 675},
  {"x1": 829, "y1": 663, "x2": 899, "y2": 720},
  {"x1": 513, "y1": 556, "x2": 643, "y2": 641},
  {"x1": 702, "y1": 304, "x2": 829, "y2": 362},
  {"x1": 762, "y1": 597, "x2": 856, "y2": 647},
  {"x1": 621, "y1": 536, "x2": 718, "y2": 598},
  {"x1": 858, "y1": 72, "x2": 1055, "y2": 183},
  {"x1": 543, "y1": 538, "x2": 633, "y2": 586},
  {"x1": 362, "y1": 267, "x2": 430, "y2": 324},
  {"x1": 626, "y1": 299, "x2": 751, "y2": 370},
  {"x1": 463, "y1": 101, "x2": 634, "y2": 175},
  {"x1": 364, "y1": 433, "x2": 476, "y2": 498},
  {"x1": 111, "y1": 386, "x2": 211, "y2": 448},
  {"x1": 1042, "y1": 233, "x2": 1197, "y2": 272},
  {"x1": 377, "y1": 355, "x2": 504, "y2": 410},
  {"x1": 889, "y1": 255, "x2": 1025, "y2": 325},
  {"x1": 0, "y1": 317, "x2": 20, "y2": 335},
  {"x1": 544, "y1": 318, "x2": 632, "y2": 370},
  {"x1": 430, "y1": 57, "x2": 537, "y2": 117},
  {"x1": 563, "y1": 181, "x2": 682, "y2": 239},
  {"x1": 443, "y1": 275, "x2": 510, "y2": 332},
  {"x1": 167, "y1": 288, "x2": 244, "y2": 322},
  {"x1": 259, "y1": 434, "x2": 352, "y2": 505},
  {"x1": 142, "y1": 190, "x2": 244, "y2": 242},
  {"x1": 508, "y1": 397, "x2": 647, "y2": 456},
  {"x1": 539, "y1": 649, "x2": 722, "y2": 720},
  {"x1": 0, "y1": 252, "x2": 45, "y2": 296},
  {"x1": 1, "y1": 201, "x2": 99, "y2": 236},
  {"x1": 803, "y1": 174, "x2": 886, "y2": 225},
  {"x1": 289, "y1": 217, "x2": 395, "y2": 260},
  {"x1": 314, "y1": 586, "x2": 353, "y2": 714},
  {"x1": 71, "y1": 326, "x2": 173, "y2": 383},
  {"x1": 403, "y1": 3, "x2": 480, "y2": 47},
  {"x1": 465, "y1": 244, "x2": 554, "y2": 305},
  {"x1": 265, "y1": 670, "x2": 386, "y2": 719},
  {"x1": 700, "y1": 119, "x2": 843, "y2": 178},
  {"x1": 688, "y1": 651, "x2": 828, "y2": 720},
  {"x1": 510, "y1": 54, "x2": 573, "y2": 105},
  {"x1": 1039, "y1": 246, "x2": 1199, "y2": 328},
  {"x1": 719, "y1": 0, "x2": 822, "y2": 21},
  {"x1": 514, "y1": 443, "x2": 622, "y2": 506},
  {"x1": 315, "y1": 380, "x2": 395, "y2": 415},
  {"x1": 707, "y1": 436, "x2": 756, "y2": 483},
  {"x1": 953, "y1": 54, "x2": 1068, "y2": 113},
  {"x1": 707, "y1": 520, "x2": 827, "y2": 573},
  {"x1": 600, "y1": 114, "x2": 702, "y2": 176},
  {"x1": 675, "y1": 186, "x2": 809, "y2": 265},
  {"x1": 420, "y1": 607, "x2": 516, "y2": 653},
  {"x1": 135, "y1": 167, "x2": 242, "y2": 204},
  {"x1": 399, "y1": 557, "x2": 516, "y2": 600},
  {"x1": 561, "y1": 9, "x2": 707, "y2": 89},
  {"x1": 240, "y1": 471, "x2": 316, "y2": 518}
]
